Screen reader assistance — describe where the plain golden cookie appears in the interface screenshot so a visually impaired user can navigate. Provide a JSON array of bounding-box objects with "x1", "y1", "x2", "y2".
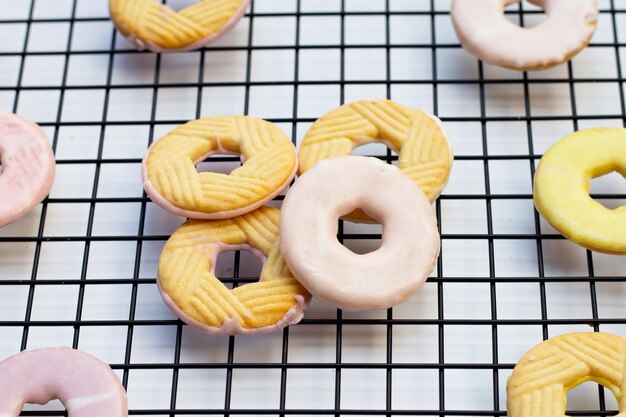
[
  {"x1": 142, "y1": 116, "x2": 298, "y2": 220},
  {"x1": 534, "y1": 127, "x2": 626, "y2": 254},
  {"x1": 507, "y1": 332, "x2": 626, "y2": 417},
  {"x1": 158, "y1": 206, "x2": 311, "y2": 335},
  {"x1": 110, "y1": 0, "x2": 250, "y2": 52},
  {"x1": 298, "y1": 99, "x2": 453, "y2": 223}
]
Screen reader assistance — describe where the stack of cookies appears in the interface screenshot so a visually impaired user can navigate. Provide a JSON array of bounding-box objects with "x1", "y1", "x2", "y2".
[{"x1": 144, "y1": 100, "x2": 453, "y2": 335}]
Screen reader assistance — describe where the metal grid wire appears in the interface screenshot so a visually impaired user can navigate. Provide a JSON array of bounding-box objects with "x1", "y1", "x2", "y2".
[{"x1": 2, "y1": 0, "x2": 626, "y2": 415}]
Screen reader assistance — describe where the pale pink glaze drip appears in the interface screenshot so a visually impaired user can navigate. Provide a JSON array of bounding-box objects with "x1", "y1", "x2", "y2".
[
  {"x1": 157, "y1": 243, "x2": 310, "y2": 335},
  {"x1": 115, "y1": 0, "x2": 252, "y2": 52},
  {"x1": 451, "y1": 0, "x2": 598, "y2": 70},
  {"x1": 141, "y1": 136, "x2": 298, "y2": 220},
  {"x1": 279, "y1": 156, "x2": 441, "y2": 311},
  {"x1": 0, "y1": 347, "x2": 127, "y2": 417},
  {"x1": 0, "y1": 112, "x2": 56, "y2": 228}
]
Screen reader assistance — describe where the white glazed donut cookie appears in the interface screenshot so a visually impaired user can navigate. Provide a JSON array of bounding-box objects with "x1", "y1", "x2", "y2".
[
  {"x1": 451, "y1": 0, "x2": 598, "y2": 70},
  {"x1": 0, "y1": 112, "x2": 56, "y2": 228},
  {"x1": 280, "y1": 156, "x2": 440, "y2": 311},
  {"x1": 0, "y1": 347, "x2": 127, "y2": 417}
]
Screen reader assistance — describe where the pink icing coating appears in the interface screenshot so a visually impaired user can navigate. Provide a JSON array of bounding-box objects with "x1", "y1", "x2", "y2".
[
  {"x1": 0, "y1": 112, "x2": 56, "y2": 228},
  {"x1": 279, "y1": 156, "x2": 441, "y2": 311},
  {"x1": 157, "y1": 243, "x2": 310, "y2": 335},
  {"x1": 116, "y1": 0, "x2": 252, "y2": 52},
  {"x1": 0, "y1": 347, "x2": 127, "y2": 417},
  {"x1": 451, "y1": 0, "x2": 598, "y2": 70},
  {"x1": 141, "y1": 136, "x2": 298, "y2": 220}
]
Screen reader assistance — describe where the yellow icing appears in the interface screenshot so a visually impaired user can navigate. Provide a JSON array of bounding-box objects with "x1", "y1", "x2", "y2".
[{"x1": 534, "y1": 127, "x2": 626, "y2": 254}]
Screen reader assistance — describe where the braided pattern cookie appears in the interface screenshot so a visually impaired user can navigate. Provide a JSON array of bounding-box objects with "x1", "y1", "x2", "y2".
[
  {"x1": 299, "y1": 99, "x2": 452, "y2": 223},
  {"x1": 507, "y1": 332, "x2": 626, "y2": 417},
  {"x1": 451, "y1": 0, "x2": 598, "y2": 71},
  {"x1": 110, "y1": 0, "x2": 250, "y2": 52},
  {"x1": 158, "y1": 206, "x2": 311, "y2": 335},
  {"x1": 142, "y1": 116, "x2": 297, "y2": 219}
]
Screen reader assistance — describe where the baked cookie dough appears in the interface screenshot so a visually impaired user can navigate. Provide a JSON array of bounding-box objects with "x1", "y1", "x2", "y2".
[
  {"x1": 507, "y1": 332, "x2": 626, "y2": 417},
  {"x1": 143, "y1": 116, "x2": 297, "y2": 220},
  {"x1": 298, "y1": 99, "x2": 452, "y2": 223},
  {"x1": 110, "y1": 0, "x2": 250, "y2": 52},
  {"x1": 158, "y1": 206, "x2": 311, "y2": 335}
]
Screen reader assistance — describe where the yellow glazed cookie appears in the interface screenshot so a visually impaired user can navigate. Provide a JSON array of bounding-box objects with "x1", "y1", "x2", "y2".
[
  {"x1": 142, "y1": 116, "x2": 298, "y2": 220},
  {"x1": 534, "y1": 127, "x2": 626, "y2": 254},
  {"x1": 158, "y1": 206, "x2": 311, "y2": 335},
  {"x1": 298, "y1": 99, "x2": 453, "y2": 223},
  {"x1": 507, "y1": 332, "x2": 626, "y2": 417},
  {"x1": 110, "y1": 0, "x2": 250, "y2": 52}
]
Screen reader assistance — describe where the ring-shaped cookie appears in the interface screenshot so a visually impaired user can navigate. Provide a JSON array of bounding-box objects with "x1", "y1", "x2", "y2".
[
  {"x1": 298, "y1": 99, "x2": 453, "y2": 223},
  {"x1": 142, "y1": 116, "x2": 298, "y2": 220},
  {"x1": 280, "y1": 156, "x2": 440, "y2": 311},
  {"x1": 534, "y1": 127, "x2": 626, "y2": 254},
  {"x1": 451, "y1": 0, "x2": 598, "y2": 71},
  {"x1": 110, "y1": 0, "x2": 250, "y2": 52},
  {"x1": 507, "y1": 332, "x2": 626, "y2": 417},
  {"x1": 0, "y1": 112, "x2": 56, "y2": 228},
  {"x1": 158, "y1": 206, "x2": 311, "y2": 335},
  {"x1": 0, "y1": 347, "x2": 127, "y2": 417}
]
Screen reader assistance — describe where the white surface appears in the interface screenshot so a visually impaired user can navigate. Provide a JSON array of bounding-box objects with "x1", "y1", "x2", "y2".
[{"x1": 0, "y1": 0, "x2": 626, "y2": 415}]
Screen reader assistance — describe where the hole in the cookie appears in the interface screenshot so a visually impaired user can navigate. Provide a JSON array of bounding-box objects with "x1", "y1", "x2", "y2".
[
  {"x1": 164, "y1": 0, "x2": 199, "y2": 12},
  {"x1": 565, "y1": 380, "x2": 618, "y2": 415},
  {"x1": 196, "y1": 153, "x2": 241, "y2": 176},
  {"x1": 351, "y1": 143, "x2": 399, "y2": 166},
  {"x1": 590, "y1": 171, "x2": 626, "y2": 210},
  {"x1": 22, "y1": 399, "x2": 65, "y2": 412},
  {"x1": 214, "y1": 248, "x2": 264, "y2": 287},
  {"x1": 504, "y1": 1, "x2": 547, "y2": 28},
  {"x1": 339, "y1": 217, "x2": 383, "y2": 255}
]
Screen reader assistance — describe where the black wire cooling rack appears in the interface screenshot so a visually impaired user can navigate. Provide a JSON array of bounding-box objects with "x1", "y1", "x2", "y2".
[{"x1": 2, "y1": 0, "x2": 626, "y2": 415}]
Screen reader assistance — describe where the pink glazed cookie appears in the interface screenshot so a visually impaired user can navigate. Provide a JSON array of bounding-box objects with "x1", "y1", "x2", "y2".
[
  {"x1": 0, "y1": 112, "x2": 55, "y2": 228},
  {"x1": 280, "y1": 156, "x2": 440, "y2": 311},
  {"x1": 0, "y1": 347, "x2": 127, "y2": 417},
  {"x1": 451, "y1": 0, "x2": 598, "y2": 70}
]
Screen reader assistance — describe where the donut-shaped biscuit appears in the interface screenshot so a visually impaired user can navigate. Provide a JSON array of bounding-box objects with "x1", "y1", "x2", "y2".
[
  {"x1": 451, "y1": 0, "x2": 598, "y2": 71},
  {"x1": 158, "y1": 206, "x2": 311, "y2": 335},
  {"x1": 0, "y1": 347, "x2": 127, "y2": 417},
  {"x1": 507, "y1": 332, "x2": 626, "y2": 417},
  {"x1": 142, "y1": 116, "x2": 297, "y2": 220},
  {"x1": 534, "y1": 127, "x2": 626, "y2": 254},
  {"x1": 280, "y1": 156, "x2": 440, "y2": 311},
  {"x1": 298, "y1": 99, "x2": 452, "y2": 223},
  {"x1": 0, "y1": 112, "x2": 55, "y2": 228},
  {"x1": 109, "y1": 0, "x2": 250, "y2": 52}
]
